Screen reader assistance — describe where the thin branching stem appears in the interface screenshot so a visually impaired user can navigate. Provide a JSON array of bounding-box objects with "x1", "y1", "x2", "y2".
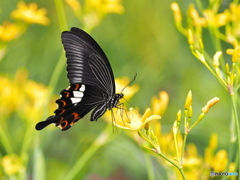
[
  {"x1": 230, "y1": 94, "x2": 240, "y2": 173},
  {"x1": 158, "y1": 153, "x2": 186, "y2": 180}
]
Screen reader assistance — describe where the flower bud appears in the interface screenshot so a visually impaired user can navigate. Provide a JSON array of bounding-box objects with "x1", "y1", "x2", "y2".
[
  {"x1": 202, "y1": 97, "x2": 220, "y2": 113},
  {"x1": 184, "y1": 91, "x2": 192, "y2": 110}
]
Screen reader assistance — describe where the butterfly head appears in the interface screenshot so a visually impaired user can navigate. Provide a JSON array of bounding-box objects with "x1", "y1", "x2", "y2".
[{"x1": 108, "y1": 93, "x2": 124, "y2": 110}]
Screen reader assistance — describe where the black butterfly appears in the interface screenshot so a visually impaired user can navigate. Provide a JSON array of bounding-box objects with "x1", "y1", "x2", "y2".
[{"x1": 35, "y1": 27, "x2": 123, "y2": 131}]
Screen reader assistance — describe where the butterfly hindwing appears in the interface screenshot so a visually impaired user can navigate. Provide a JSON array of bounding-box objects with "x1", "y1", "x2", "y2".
[{"x1": 35, "y1": 83, "x2": 107, "y2": 131}]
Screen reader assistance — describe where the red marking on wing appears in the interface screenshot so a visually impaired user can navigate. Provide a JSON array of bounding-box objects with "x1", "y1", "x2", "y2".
[
  {"x1": 63, "y1": 91, "x2": 70, "y2": 97},
  {"x1": 74, "y1": 84, "x2": 80, "y2": 91},
  {"x1": 59, "y1": 120, "x2": 68, "y2": 129},
  {"x1": 72, "y1": 112, "x2": 80, "y2": 120},
  {"x1": 70, "y1": 112, "x2": 81, "y2": 125},
  {"x1": 60, "y1": 100, "x2": 67, "y2": 107}
]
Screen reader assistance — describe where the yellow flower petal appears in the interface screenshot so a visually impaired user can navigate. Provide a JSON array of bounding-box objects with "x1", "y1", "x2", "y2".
[
  {"x1": 1, "y1": 154, "x2": 22, "y2": 175},
  {"x1": 151, "y1": 91, "x2": 169, "y2": 115},
  {"x1": 114, "y1": 108, "x2": 161, "y2": 131},
  {"x1": 140, "y1": 108, "x2": 151, "y2": 123},
  {"x1": 0, "y1": 21, "x2": 22, "y2": 42},
  {"x1": 65, "y1": 0, "x2": 81, "y2": 12},
  {"x1": 11, "y1": 1, "x2": 50, "y2": 25}
]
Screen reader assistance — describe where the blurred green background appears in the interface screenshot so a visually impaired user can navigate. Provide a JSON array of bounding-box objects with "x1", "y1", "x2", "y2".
[{"x1": 0, "y1": 0, "x2": 232, "y2": 179}]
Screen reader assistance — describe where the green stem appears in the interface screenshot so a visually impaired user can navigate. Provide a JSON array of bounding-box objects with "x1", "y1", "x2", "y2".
[
  {"x1": 62, "y1": 124, "x2": 117, "y2": 180},
  {"x1": 201, "y1": 58, "x2": 227, "y2": 90},
  {"x1": 0, "y1": 121, "x2": 14, "y2": 154},
  {"x1": 173, "y1": 133, "x2": 180, "y2": 162},
  {"x1": 54, "y1": 0, "x2": 68, "y2": 31},
  {"x1": 230, "y1": 94, "x2": 240, "y2": 174},
  {"x1": 180, "y1": 133, "x2": 187, "y2": 167},
  {"x1": 47, "y1": 53, "x2": 66, "y2": 89},
  {"x1": 48, "y1": 0, "x2": 69, "y2": 90},
  {"x1": 42, "y1": 0, "x2": 69, "y2": 118},
  {"x1": 188, "y1": 113, "x2": 204, "y2": 132},
  {"x1": 195, "y1": 0, "x2": 204, "y2": 12},
  {"x1": 144, "y1": 152, "x2": 155, "y2": 180},
  {"x1": 180, "y1": 111, "x2": 188, "y2": 166},
  {"x1": 191, "y1": 48, "x2": 227, "y2": 90},
  {"x1": 158, "y1": 153, "x2": 186, "y2": 180}
]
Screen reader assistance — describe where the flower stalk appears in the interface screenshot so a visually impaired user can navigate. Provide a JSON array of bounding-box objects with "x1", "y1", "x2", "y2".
[{"x1": 171, "y1": 0, "x2": 240, "y2": 173}]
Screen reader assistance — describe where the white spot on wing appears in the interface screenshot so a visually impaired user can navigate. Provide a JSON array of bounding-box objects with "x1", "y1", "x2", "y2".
[
  {"x1": 80, "y1": 84, "x2": 85, "y2": 92},
  {"x1": 70, "y1": 97, "x2": 82, "y2": 104},
  {"x1": 73, "y1": 91, "x2": 84, "y2": 97}
]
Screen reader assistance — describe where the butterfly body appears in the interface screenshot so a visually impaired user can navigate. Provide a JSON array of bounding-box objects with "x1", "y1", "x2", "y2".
[{"x1": 36, "y1": 27, "x2": 123, "y2": 131}]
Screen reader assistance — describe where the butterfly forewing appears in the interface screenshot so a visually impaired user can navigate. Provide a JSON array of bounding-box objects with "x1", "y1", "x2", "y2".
[{"x1": 62, "y1": 28, "x2": 115, "y2": 96}]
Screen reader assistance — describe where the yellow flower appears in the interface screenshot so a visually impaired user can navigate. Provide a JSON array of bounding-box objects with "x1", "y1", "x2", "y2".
[
  {"x1": 188, "y1": 4, "x2": 206, "y2": 27},
  {"x1": 15, "y1": 69, "x2": 51, "y2": 121},
  {"x1": 11, "y1": 1, "x2": 50, "y2": 25},
  {"x1": 65, "y1": 0, "x2": 81, "y2": 12},
  {"x1": 203, "y1": 9, "x2": 230, "y2": 27},
  {"x1": 0, "y1": 69, "x2": 52, "y2": 122},
  {"x1": 21, "y1": 80, "x2": 50, "y2": 121},
  {"x1": 204, "y1": 133, "x2": 217, "y2": 165},
  {"x1": 226, "y1": 46, "x2": 240, "y2": 63},
  {"x1": 203, "y1": 133, "x2": 232, "y2": 173},
  {"x1": 0, "y1": 21, "x2": 22, "y2": 42},
  {"x1": 0, "y1": 75, "x2": 23, "y2": 117},
  {"x1": 101, "y1": 0, "x2": 124, "y2": 14},
  {"x1": 229, "y1": 3, "x2": 240, "y2": 22},
  {"x1": 85, "y1": 0, "x2": 124, "y2": 14},
  {"x1": 187, "y1": 4, "x2": 230, "y2": 28},
  {"x1": 114, "y1": 108, "x2": 161, "y2": 131},
  {"x1": 151, "y1": 91, "x2": 169, "y2": 115},
  {"x1": 1, "y1": 154, "x2": 22, "y2": 175},
  {"x1": 212, "y1": 150, "x2": 228, "y2": 172},
  {"x1": 65, "y1": 0, "x2": 124, "y2": 31},
  {"x1": 183, "y1": 144, "x2": 202, "y2": 180}
]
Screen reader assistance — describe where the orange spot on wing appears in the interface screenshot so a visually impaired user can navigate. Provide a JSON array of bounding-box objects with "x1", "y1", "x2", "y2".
[
  {"x1": 72, "y1": 112, "x2": 80, "y2": 120},
  {"x1": 74, "y1": 84, "x2": 80, "y2": 90},
  {"x1": 59, "y1": 117, "x2": 64, "y2": 122},
  {"x1": 59, "y1": 100, "x2": 67, "y2": 107},
  {"x1": 70, "y1": 112, "x2": 81, "y2": 126},
  {"x1": 60, "y1": 120, "x2": 68, "y2": 129},
  {"x1": 63, "y1": 92, "x2": 70, "y2": 97}
]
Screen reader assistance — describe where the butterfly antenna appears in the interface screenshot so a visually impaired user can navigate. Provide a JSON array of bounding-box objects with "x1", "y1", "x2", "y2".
[
  {"x1": 121, "y1": 73, "x2": 137, "y2": 93},
  {"x1": 120, "y1": 73, "x2": 137, "y2": 109}
]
